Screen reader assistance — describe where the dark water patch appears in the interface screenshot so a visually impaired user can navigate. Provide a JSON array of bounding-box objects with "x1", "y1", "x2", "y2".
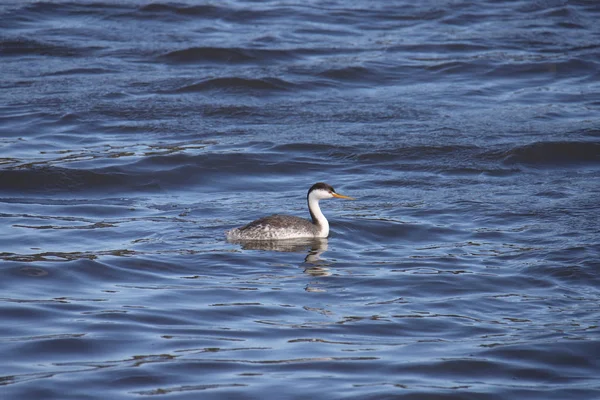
[
  {"x1": 528, "y1": 246, "x2": 600, "y2": 287},
  {"x1": 272, "y1": 142, "x2": 351, "y2": 154},
  {"x1": 137, "y1": 2, "x2": 223, "y2": 17},
  {"x1": 537, "y1": 4, "x2": 582, "y2": 20},
  {"x1": 159, "y1": 46, "x2": 295, "y2": 64},
  {"x1": 42, "y1": 67, "x2": 116, "y2": 76},
  {"x1": 537, "y1": 263, "x2": 600, "y2": 287},
  {"x1": 392, "y1": 42, "x2": 490, "y2": 54},
  {"x1": 9, "y1": 336, "x2": 100, "y2": 362},
  {"x1": 135, "y1": 2, "x2": 287, "y2": 23},
  {"x1": 350, "y1": 145, "x2": 517, "y2": 174},
  {"x1": 504, "y1": 141, "x2": 600, "y2": 167},
  {"x1": 17, "y1": 1, "x2": 128, "y2": 17},
  {"x1": 557, "y1": 21, "x2": 587, "y2": 30},
  {"x1": 481, "y1": 341, "x2": 600, "y2": 375},
  {"x1": 0, "y1": 166, "x2": 140, "y2": 194},
  {"x1": 356, "y1": 145, "x2": 483, "y2": 162},
  {"x1": 199, "y1": 104, "x2": 262, "y2": 118},
  {"x1": 0, "y1": 37, "x2": 100, "y2": 58},
  {"x1": 0, "y1": 2, "x2": 129, "y2": 28},
  {"x1": 166, "y1": 77, "x2": 294, "y2": 94},
  {"x1": 330, "y1": 4, "x2": 447, "y2": 25}
]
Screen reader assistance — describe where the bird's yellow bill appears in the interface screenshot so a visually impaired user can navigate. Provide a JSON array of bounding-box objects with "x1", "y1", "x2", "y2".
[{"x1": 332, "y1": 192, "x2": 355, "y2": 200}]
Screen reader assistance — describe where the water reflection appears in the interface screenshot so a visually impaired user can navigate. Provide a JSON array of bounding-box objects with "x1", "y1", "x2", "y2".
[
  {"x1": 301, "y1": 239, "x2": 330, "y2": 277},
  {"x1": 228, "y1": 238, "x2": 330, "y2": 276}
]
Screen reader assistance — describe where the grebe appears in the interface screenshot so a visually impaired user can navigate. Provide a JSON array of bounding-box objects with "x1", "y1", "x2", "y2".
[{"x1": 226, "y1": 182, "x2": 354, "y2": 240}]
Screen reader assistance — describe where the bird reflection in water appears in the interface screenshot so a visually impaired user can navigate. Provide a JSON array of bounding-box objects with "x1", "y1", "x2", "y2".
[{"x1": 228, "y1": 237, "x2": 331, "y2": 277}]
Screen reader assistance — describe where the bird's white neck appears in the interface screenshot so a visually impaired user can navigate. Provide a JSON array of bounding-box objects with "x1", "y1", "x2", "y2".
[{"x1": 308, "y1": 193, "x2": 329, "y2": 237}]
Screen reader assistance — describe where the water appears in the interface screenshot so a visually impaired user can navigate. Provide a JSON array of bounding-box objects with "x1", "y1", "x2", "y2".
[{"x1": 1, "y1": 1, "x2": 599, "y2": 399}]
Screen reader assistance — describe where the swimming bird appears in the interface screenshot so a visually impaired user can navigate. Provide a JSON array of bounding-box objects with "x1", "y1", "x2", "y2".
[{"x1": 226, "y1": 182, "x2": 354, "y2": 240}]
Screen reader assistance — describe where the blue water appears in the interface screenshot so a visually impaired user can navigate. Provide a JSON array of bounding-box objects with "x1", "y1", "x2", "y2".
[{"x1": 1, "y1": 1, "x2": 599, "y2": 399}]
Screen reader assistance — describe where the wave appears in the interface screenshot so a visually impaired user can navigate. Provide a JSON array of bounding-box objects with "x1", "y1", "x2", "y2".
[
  {"x1": 329, "y1": 141, "x2": 600, "y2": 170},
  {"x1": 0, "y1": 166, "x2": 133, "y2": 194},
  {"x1": 0, "y1": 150, "x2": 312, "y2": 194},
  {"x1": 5, "y1": 140, "x2": 594, "y2": 196},
  {"x1": 504, "y1": 141, "x2": 600, "y2": 167},
  {"x1": 0, "y1": 37, "x2": 99, "y2": 58},
  {"x1": 355, "y1": 145, "x2": 484, "y2": 162},
  {"x1": 136, "y1": 3, "x2": 267, "y2": 22},
  {"x1": 159, "y1": 46, "x2": 295, "y2": 64},
  {"x1": 42, "y1": 67, "x2": 116, "y2": 76},
  {"x1": 167, "y1": 77, "x2": 294, "y2": 93},
  {"x1": 138, "y1": 3, "x2": 223, "y2": 16}
]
